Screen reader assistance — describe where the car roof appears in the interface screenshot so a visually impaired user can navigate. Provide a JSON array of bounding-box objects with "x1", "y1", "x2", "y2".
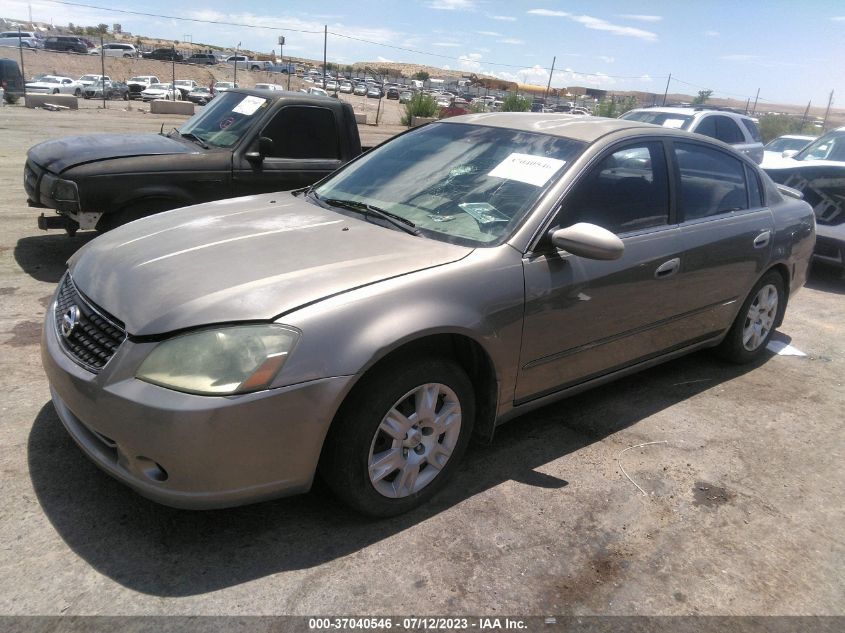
[
  {"x1": 628, "y1": 106, "x2": 755, "y2": 120},
  {"x1": 439, "y1": 113, "x2": 655, "y2": 143}
]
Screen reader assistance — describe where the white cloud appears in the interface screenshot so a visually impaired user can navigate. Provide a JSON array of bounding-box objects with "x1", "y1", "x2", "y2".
[
  {"x1": 458, "y1": 53, "x2": 483, "y2": 71},
  {"x1": 491, "y1": 15, "x2": 517, "y2": 21},
  {"x1": 720, "y1": 54, "x2": 760, "y2": 61},
  {"x1": 498, "y1": 38, "x2": 525, "y2": 45},
  {"x1": 597, "y1": 55, "x2": 614, "y2": 63},
  {"x1": 704, "y1": 30, "x2": 720, "y2": 37},
  {"x1": 476, "y1": 30, "x2": 502, "y2": 36},
  {"x1": 432, "y1": 42, "x2": 461, "y2": 47},
  {"x1": 376, "y1": 56, "x2": 394, "y2": 63},
  {"x1": 569, "y1": 15, "x2": 657, "y2": 41},
  {"x1": 831, "y1": 16, "x2": 845, "y2": 21},
  {"x1": 617, "y1": 14, "x2": 663, "y2": 22},
  {"x1": 427, "y1": 0, "x2": 477, "y2": 11},
  {"x1": 527, "y1": 9, "x2": 569, "y2": 17}
]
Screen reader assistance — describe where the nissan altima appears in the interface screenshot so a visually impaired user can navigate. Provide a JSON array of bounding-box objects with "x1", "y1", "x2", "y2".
[{"x1": 42, "y1": 114, "x2": 815, "y2": 517}]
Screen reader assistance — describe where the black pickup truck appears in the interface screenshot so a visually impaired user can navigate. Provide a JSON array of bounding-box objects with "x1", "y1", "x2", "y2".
[{"x1": 25, "y1": 90, "x2": 365, "y2": 234}]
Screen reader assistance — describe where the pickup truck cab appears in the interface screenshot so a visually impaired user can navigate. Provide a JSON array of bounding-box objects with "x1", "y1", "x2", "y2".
[
  {"x1": 26, "y1": 90, "x2": 364, "y2": 234},
  {"x1": 225, "y1": 55, "x2": 271, "y2": 71}
]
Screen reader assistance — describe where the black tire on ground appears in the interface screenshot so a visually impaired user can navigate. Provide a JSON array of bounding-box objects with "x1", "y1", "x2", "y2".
[
  {"x1": 52, "y1": 89, "x2": 59, "y2": 94},
  {"x1": 123, "y1": 53, "x2": 132, "y2": 58},
  {"x1": 320, "y1": 357, "x2": 475, "y2": 517},
  {"x1": 715, "y1": 270, "x2": 786, "y2": 364}
]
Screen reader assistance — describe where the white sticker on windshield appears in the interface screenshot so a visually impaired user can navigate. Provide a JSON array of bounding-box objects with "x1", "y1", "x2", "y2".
[
  {"x1": 662, "y1": 118, "x2": 686, "y2": 129},
  {"x1": 488, "y1": 153, "x2": 566, "y2": 187},
  {"x1": 232, "y1": 95, "x2": 267, "y2": 116}
]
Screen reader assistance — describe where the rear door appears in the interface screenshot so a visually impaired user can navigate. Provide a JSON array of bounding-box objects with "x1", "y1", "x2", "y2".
[
  {"x1": 516, "y1": 139, "x2": 686, "y2": 402},
  {"x1": 232, "y1": 104, "x2": 344, "y2": 196},
  {"x1": 670, "y1": 139, "x2": 773, "y2": 339}
]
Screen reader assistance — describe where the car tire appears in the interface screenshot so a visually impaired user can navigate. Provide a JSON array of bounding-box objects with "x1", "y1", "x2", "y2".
[
  {"x1": 716, "y1": 270, "x2": 785, "y2": 364},
  {"x1": 52, "y1": 89, "x2": 60, "y2": 94},
  {"x1": 123, "y1": 53, "x2": 132, "y2": 58},
  {"x1": 320, "y1": 357, "x2": 475, "y2": 517},
  {"x1": 74, "y1": 88, "x2": 81, "y2": 97}
]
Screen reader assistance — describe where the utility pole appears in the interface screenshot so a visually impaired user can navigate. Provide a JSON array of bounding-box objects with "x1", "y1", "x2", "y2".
[
  {"x1": 822, "y1": 89, "x2": 834, "y2": 132},
  {"x1": 800, "y1": 100, "x2": 811, "y2": 130},
  {"x1": 543, "y1": 56, "x2": 555, "y2": 105},
  {"x1": 662, "y1": 73, "x2": 671, "y2": 106},
  {"x1": 751, "y1": 88, "x2": 760, "y2": 115},
  {"x1": 171, "y1": 45, "x2": 176, "y2": 100},
  {"x1": 322, "y1": 25, "x2": 327, "y2": 89},
  {"x1": 18, "y1": 27, "x2": 26, "y2": 98},
  {"x1": 100, "y1": 34, "x2": 106, "y2": 109},
  {"x1": 744, "y1": 98, "x2": 750, "y2": 114},
  {"x1": 233, "y1": 42, "x2": 240, "y2": 86}
]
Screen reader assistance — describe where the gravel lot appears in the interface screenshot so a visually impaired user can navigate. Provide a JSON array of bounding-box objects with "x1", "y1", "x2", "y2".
[{"x1": 0, "y1": 102, "x2": 843, "y2": 618}]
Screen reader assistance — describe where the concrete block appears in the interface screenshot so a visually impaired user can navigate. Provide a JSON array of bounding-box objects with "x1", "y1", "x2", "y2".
[
  {"x1": 411, "y1": 116, "x2": 436, "y2": 127},
  {"x1": 25, "y1": 94, "x2": 79, "y2": 110},
  {"x1": 354, "y1": 112, "x2": 367, "y2": 124},
  {"x1": 150, "y1": 99, "x2": 195, "y2": 115}
]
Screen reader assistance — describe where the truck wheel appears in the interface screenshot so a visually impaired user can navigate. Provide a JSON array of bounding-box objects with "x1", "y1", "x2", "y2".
[
  {"x1": 320, "y1": 357, "x2": 475, "y2": 517},
  {"x1": 96, "y1": 198, "x2": 177, "y2": 232},
  {"x1": 251, "y1": 65, "x2": 260, "y2": 71}
]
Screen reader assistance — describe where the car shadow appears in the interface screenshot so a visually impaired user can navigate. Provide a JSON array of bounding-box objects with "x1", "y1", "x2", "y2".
[
  {"x1": 806, "y1": 263, "x2": 845, "y2": 295},
  {"x1": 14, "y1": 233, "x2": 97, "y2": 283},
  {"x1": 28, "y1": 350, "x2": 772, "y2": 597}
]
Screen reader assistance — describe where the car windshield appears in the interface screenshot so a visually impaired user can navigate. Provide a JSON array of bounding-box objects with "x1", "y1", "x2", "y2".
[
  {"x1": 179, "y1": 91, "x2": 270, "y2": 148},
  {"x1": 39, "y1": 77, "x2": 60, "y2": 84},
  {"x1": 794, "y1": 131, "x2": 845, "y2": 162},
  {"x1": 80, "y1": 75, "x2": 99, "y2": 82},
  {"x1": 765, "y1": 137, "x2": 814, "y2": 153},
  {"x1": 129, "y1": 77, "x2": 149, "y2": 82},
  {"x1": 148, "y1": 84, "x2": 170, "y2": 90},
  {"x1": 620, "y1": 111, "x2": 694, "y2": 130},
  {"x1": 313, "y1": 122, "x2": 585, "y2": 247}
]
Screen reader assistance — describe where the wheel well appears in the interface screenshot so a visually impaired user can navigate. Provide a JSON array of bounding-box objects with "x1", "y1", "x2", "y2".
[{"x1": 335, "y1": 334, "x2": 499, "y2": 443}]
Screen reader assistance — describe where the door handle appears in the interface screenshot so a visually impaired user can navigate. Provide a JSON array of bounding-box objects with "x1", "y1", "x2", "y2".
[
  {"x1": 654, "y1": 258, "x2": 680, "y2": 279},
  {"x1": 753, "y1": 230, "x2": 771, "y2": 249}
]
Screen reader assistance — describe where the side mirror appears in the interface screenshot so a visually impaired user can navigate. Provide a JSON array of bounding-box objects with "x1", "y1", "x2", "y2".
[
  {"x1": 781, "y1": 149, "x2": 799, "y2": 159},
  {"x1": 246, "y1": 136, "x2": 275, "y2": 162},
  {"x1": 549, "y1": 222, "x2": 625, "y2": 260}
]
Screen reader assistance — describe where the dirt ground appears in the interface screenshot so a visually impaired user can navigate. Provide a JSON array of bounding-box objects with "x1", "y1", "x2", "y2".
[{"x1": 0, "y1": 101, "x2": 843, "y2": 618}]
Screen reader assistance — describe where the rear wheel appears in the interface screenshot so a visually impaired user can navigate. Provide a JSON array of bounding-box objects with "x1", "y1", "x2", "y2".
[
  {"x1": 74, "y1": 88, "x2": 81, "y2": 97},
  {"x1": 52, "y1": 89, "x2": 59, "y2": 94},
  {"x1": 320, "y1": 358, "x2": 474, "y2": 517},
  {"x1": 716, "y1": 271, "x2": 785, "y2": 363}
]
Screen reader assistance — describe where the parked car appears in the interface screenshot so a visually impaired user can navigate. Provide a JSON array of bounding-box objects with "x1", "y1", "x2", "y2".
[
  {"x1": 0, "y1": 58, "x2": 24, "y2": 103},
  {"x1": 301, "y1": 86, "x2": 328, "y2": 97},
  {"x1": 126, "y1": 75, "x2": 159, "y2": 99},
  {"x1": 185, "y1": 53, "x2": 217, "y2": 65},
  {"x1": 173, "y1": 79, "x2": 197, "y2": 99},
  {"x1": 224, "y1": 55, "x2": 272, "y2": 71},
  {"x1": 339, "y1": 81, "x2": 353, "y2": 94},
  {"x1": 254, "y1": 83, "x2": 285, "y2": 91},
  {"x1": 38, "y1": 114, "x2": 813, "y2": 516},
  {"x1": 762, "y1": 134, "x2": 817, "y2": 163},
  {"x1": 140, "y1": 83, "x2": 182, "y2": 101},
  {"x1": 143, "y1": 48, "x2": 183, "y2": 62},
  {"x1": 213, "y1": 81, "x2": 237, "y2": 92},
  {"x1": 25, "y1": 75, "x2": 82, "y2": 96},
  {"x1": 78, "y1": 74, "x2": 109, "y2": 87},
  {"x1": 0, "y1": 31, "x2": 41, "y2": 48},
  {"x1": 399, "y1": 91, "x2": 413, "y2": 104},
  {"x1": 353, "y1": 83, "x2": 367, "y2": 96},
  {"x1": 82, "y1": 80, "x2": 129, "y2": 100},
  {"x1": 763, "y1": 127, "x2": 845, "y2": 272},
  {"x1": 186, "y1": 86, "x2": 214, "y2": 105},
  {"x1": 89, "y1": 43, "x2": 137, "y2": 58},
  {"x1": 325, "y1": 79, "x2": 338, "y2": 92},
  {"x1": 43, "y1": 36, "x2": 89, "y2": 54},
  {"x1": 620, "y1": 107, "x2": 765, "y2": 164},
  {"x1": 386, "y1": 87, "x2": 400, "y2": 100},
  {"x1": 27, "y1": 90, "x2": 366, "y2": 234},
  {"x1": 367, "y1": 86, "x2": 382, "y2": 99}
]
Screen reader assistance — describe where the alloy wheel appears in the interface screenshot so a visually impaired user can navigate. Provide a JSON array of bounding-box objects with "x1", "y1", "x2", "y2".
[{"x1": 742, "y1": 283, "x2": 778, "y2": 351}]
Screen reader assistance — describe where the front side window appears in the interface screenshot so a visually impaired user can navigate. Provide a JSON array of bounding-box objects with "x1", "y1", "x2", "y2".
[
  {"x1": 560, "y1": 141, "x2": 670, "y2": 234},
  {"x1": 260, "y1": 106, "x2": 340, "y2": 159},
  {"x1": 314, "y1": 122, "x2": 585, "y2": 246},
  {"x1": 675, "y1": 142, "x2": 748, "y2": 221}
]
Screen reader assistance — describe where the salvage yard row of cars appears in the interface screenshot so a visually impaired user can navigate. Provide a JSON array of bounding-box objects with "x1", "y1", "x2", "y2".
[{"x1": 24, "y1": 88, "x2": 825, "y2": 517}]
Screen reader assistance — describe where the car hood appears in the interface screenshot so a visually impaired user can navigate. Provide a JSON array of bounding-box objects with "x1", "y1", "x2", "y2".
[
  {"x1": 27, "y1": 133, "x2": 195, "y2": 174},
  {"x1": 762, "y1": 155, "x2": 845, "y2": 171},
  {"x1": 67, "y1": 193, "x2": 473, "y2": 336}
]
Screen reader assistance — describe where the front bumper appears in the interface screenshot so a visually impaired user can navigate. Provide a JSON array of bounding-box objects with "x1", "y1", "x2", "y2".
[
  {"x1": 814, "y1": 224, "x2": 844, "y2": 270},
  {"x1": 41, "y1": 307, "x2": 354, "y2": 509}
]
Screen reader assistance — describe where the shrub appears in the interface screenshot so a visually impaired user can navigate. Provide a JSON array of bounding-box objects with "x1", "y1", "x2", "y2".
[
  {"x1": 501, "y1": 95, "x2": 531, "y2": 112},
  {"x1": 401, "y1": 93, "x2": 438, "y2": 126}
]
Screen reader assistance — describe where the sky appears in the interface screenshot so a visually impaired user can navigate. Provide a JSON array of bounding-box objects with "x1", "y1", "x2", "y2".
[{"x1": 5, "y1": 0, "x2": 845, "y2": 108}]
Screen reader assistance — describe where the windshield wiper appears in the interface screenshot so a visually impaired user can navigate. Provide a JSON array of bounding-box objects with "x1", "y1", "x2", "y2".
[
  {"x1": 180, "y1": 131, "x2": 209, "y2": 149},
  {"x1": 321, "y1": 197, "x2": 420, "y2": 236}
]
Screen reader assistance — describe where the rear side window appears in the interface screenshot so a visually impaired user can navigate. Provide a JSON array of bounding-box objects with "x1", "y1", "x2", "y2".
[
  {"x1": 714, "y1": 116, "x2": 744, "y2": 144},
  {"x1": 675, "y1": 142, "x2": 749, "y2": 221},
  {"x1": 260, "y1": 106, "x2": 340, "y2": 159},
  {"x1": 562, "y1": 141, "x2": 670, "y2": 234},
  {"x1": 693, "y1": 116, "x2": 717, "y2": 139},
  {"x1": 745, "y1": 165, "x2": 763, "y2": 208},
  {"x1": 741, "y1": 118, "x2": 762, "y2": 143}
]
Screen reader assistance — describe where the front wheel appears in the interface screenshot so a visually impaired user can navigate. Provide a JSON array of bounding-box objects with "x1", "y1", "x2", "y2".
[
  {"x1": 52, "y1": 89, "x2": 60, "y2": 94},
  {"x1": 74, "y1": 88, "x2": 81, "y2": 96},
  {"x1": 320, "y1": 358, "x2": 475, "y2": 517},
  {"x1": 716, "y1": 271, "x2": 785, "y2": 363}
]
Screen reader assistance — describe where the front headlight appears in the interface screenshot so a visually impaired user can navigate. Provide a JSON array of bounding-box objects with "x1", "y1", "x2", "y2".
[
  {"x1": 52, "y1": 178, "x2": 79, "y2": 202},
  {"x1": 136, "y1": 325, "x2": 300, "y2": 395}
]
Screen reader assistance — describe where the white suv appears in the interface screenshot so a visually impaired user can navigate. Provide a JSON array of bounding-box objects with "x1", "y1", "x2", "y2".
[
  {"x1": 620, "y1": 107, "x2": 764, "y2": 164},
  {"x1": 0, "y1": 31, "x2": 41, "y2": 48}
]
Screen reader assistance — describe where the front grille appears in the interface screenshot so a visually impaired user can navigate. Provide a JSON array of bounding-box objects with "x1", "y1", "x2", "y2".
[
  {"x1": 23, "y1": 161, "x2": 40, "y2": 201},
  {"x1": 54, "y1": 274, "x2": 126, "y2": 373}
]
